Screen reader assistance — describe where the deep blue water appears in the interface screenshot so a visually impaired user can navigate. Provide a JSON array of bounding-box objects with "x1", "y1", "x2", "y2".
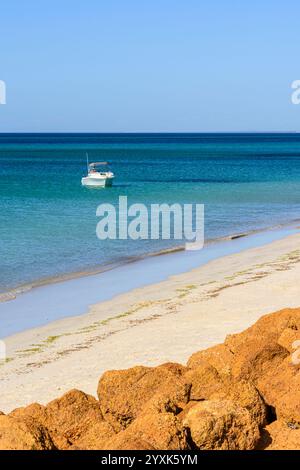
[{"x1": 1, "y1": 133, "x2": 300, "y2": 294}]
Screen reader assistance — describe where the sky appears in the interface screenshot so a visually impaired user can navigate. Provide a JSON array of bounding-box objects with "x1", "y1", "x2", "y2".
[{"x1": 1, "y1": 0, "x2": 300, "y2": 132}]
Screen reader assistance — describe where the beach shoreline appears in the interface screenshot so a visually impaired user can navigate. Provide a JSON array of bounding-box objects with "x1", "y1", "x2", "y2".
[
  {"x1": 0, "y1": 224, "x2": 299, "y2": 339},
  {"x1": 2, "y1": 221, "x2": 296, "y2": 304},
  {"x1": 1, "y1": 230, "x2": 300, "y2": 413}
]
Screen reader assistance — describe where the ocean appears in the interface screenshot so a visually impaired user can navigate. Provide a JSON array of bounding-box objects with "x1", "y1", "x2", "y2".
[{"x1": 1, "y1": 132, "x2": 300, "y2": 296}]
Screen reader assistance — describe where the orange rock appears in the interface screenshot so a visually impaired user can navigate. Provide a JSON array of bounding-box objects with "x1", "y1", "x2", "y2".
[
  {"x1": 184, "y1": 361, "x2": 224, "y2": 400},
  {"x1": 230, "y1": 340, "x2": 289, "y2": 382},
  {"x1": 144, "y1": 376, "x2": 191, "y2": 417},
  {"x1": 103, "y1": 376, "x2": 191, "y2": 450},
  {"x1": 184, "y1": 363, "x2": 267, "y2": 428},
  {"x1": 0, "y1": 414, "x2": 55, "y2": 450},
  {"x1": 104, "y1": 409, "x2": 188, "y2": 450},
  {"x1": 187, "y1": 309, "x2": 299, "y2": 384},
  {"x1": 97, "y1": 362, "x2": 186, "y2": 431},
  {"x1": 68, "y1": 420, "x2": 116, "y2": 450},
  {"x1": 187, "y1": 344, "x2": 233, "y2": 375},
  {"x1": 278, "y1": 327, "x2": 300, "y2": 352},
  {"x1": 257, "y1": 356, "x2": 300, "y2": 425},
  {"x1": 262, "y1": 420, "x2": 300, "y2": 450},
  {"x1": 11, "y1": 389, "x2": 114, "y2": 449},
  {"x1": 211, "y1": 379, "x2": 267, "y2": 428},
  {"x1": 226, "y1": 308, "x2": 300, "y2": 351},
  {"x1": 183, "y1": 400, "x2": 260, "y2": 450}
]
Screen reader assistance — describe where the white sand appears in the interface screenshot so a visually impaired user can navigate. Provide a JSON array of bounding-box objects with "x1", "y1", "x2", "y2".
[{"x1": 1, "y1": 232, "x2": 300, "y2": 413}]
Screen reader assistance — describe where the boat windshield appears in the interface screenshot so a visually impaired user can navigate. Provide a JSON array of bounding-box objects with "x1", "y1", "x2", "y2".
[{"x1": 88, "y1": 162, "x2": 110, "y2": 172}]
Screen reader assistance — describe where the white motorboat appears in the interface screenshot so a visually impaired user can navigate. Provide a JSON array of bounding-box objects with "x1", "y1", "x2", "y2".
[{"x1": 81, "y1": 156, "x2": 114, "y2": 187}]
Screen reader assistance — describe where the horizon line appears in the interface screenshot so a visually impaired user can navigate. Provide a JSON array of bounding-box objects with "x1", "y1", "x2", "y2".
[{"x1": 0, "y1": 131, "x2": 300, "y2": 135}]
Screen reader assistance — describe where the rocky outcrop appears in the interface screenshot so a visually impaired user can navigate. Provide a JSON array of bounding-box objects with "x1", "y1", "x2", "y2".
[{"x1": 1, "y1": 307, "x2": 300, "y2": 450}]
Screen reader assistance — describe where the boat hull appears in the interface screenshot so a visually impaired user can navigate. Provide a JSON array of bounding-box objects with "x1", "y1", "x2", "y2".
[{"x1": 81, "y1": 176, "x2": 114, "y2": 187}]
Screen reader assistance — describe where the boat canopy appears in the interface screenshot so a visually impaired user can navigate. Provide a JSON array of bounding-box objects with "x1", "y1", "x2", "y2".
[{"x1": 88, "y1": 161, "x2": 110, "y2": 168}]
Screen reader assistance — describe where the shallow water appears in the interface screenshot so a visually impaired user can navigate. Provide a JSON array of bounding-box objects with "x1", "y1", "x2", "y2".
[{"x1": 0, "y1": 226, "x2": 297, "y2": 338}]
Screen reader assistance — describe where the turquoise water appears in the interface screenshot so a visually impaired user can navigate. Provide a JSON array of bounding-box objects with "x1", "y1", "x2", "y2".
[{"x1": 1, "y1": 133, "x2": 300, "y2": 294}]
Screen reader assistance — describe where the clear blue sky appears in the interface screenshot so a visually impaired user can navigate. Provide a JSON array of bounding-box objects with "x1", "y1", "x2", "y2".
[{"x1": 1, "y1": 0, "x2": 300, "y2": 132}]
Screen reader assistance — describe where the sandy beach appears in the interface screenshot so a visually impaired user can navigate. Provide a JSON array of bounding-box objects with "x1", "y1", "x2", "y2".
[{"x1": 1, "y1": 231, "x2": 300, "y2": 414}]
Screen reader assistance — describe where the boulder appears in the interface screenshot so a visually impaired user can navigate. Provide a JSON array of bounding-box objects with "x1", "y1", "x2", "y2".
[
  {"x1": 262, "y1": 420, "x2": 300, "y2": 450},
  {"x1": 211, "y1": 379, "x2": 267, "y2": 428},
  {"x1": 11, "y1": 389, "x2": 114, "y2": 449},
  {"x1": 256, "y1": 356, "x2": 300, "y2": 425},
  {"x1": 230, "y1": 340, "x2": 289, "y2": 382},
  {"x1": 183, "y1": 400, "x2": 260, "y2": 450},
  {"x1": 0, "y1": 414, "x2": 55, "y2": 450},
  {"x1": 97, "y1": 362, "x2": 186, "y2": 431},
  {"x1": 183, "y1": 363, "x2": 267, "y2": 428},
  {"x1": 104, "y1": 409, "x2": 188, "y2": 450},
  {"x1": 103, "y1": 376, "x2": 191, "y2": 450}
]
